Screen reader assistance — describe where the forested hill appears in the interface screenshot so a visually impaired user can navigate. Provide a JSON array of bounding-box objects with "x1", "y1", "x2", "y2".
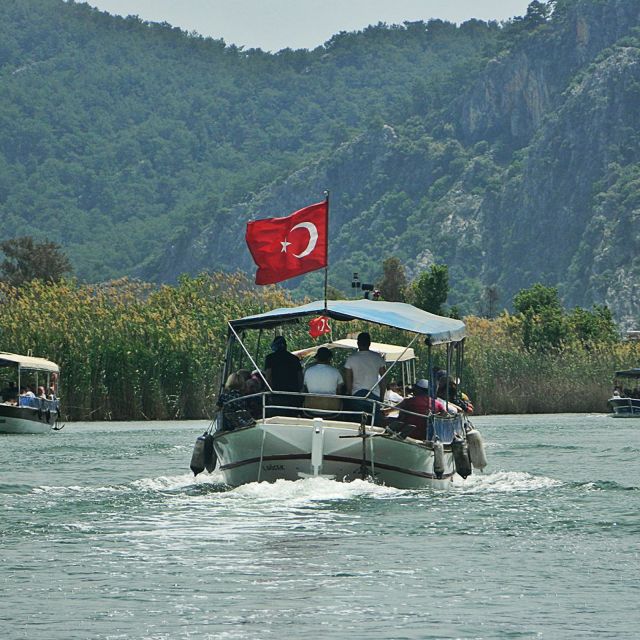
[{"x1": 1, "y1": 0, "x2": 639, "y2": 326}]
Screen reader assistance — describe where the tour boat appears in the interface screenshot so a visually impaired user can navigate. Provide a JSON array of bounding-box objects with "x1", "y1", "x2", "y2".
[
  {"x1": 608, "y1": 368, "x2": 640, "y2": 417},
  {"x1": 0, "y1": 352, "x2": 62, "y2": 434},
  {"x1": 190, "y1": 299, "x2": 487, "y2": 489}
]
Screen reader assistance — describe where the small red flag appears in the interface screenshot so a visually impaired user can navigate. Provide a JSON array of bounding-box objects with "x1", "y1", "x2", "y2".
[
  {"x1": 245, "y1": 201, "x2": 328, "y2": 285},
  {"x1": 309, "y1": 316, "x2": 331, "y2": 339}
]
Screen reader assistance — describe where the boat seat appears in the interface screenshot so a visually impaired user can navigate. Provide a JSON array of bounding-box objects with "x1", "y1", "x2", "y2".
[{"x1": 302, "y1": 395, "x2": 342, "y2": 418}]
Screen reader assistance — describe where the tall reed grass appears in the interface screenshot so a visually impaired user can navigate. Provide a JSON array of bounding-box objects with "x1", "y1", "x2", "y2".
[
  {"x1": 0, "y1": 273, "x2": 288, "y2": 420},
  {"x1": 0, "y1": 277, "x2": 636, "y2": 418}
]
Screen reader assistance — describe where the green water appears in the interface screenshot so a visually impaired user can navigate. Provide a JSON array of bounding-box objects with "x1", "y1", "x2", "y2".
[{"x1": 1, "y1": 414, "x2": 638, "y2": 639}]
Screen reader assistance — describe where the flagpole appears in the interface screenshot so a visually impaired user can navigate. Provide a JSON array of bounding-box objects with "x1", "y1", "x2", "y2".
[{"x1": 323, "y1": 190, "x2": 329, "y2": 310}]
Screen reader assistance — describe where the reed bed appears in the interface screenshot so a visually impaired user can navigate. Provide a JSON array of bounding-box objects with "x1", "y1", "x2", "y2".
[
  {"x1": 0, "y1": 274, "x2": 288, "y2": 420},
  {"x1": 0, "y1": 278, "x2": 636, "y2": 419}
]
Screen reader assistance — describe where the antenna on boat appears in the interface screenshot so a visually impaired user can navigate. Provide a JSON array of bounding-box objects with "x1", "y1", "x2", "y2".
[{"x1": 323, "y1": 189, "x2": 329, "y2": 311}]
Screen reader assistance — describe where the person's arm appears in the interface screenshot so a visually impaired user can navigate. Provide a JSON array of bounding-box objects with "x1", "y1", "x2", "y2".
[
  {"x1": 377, "y1": 364, "x2": 387, "y2": 399},
  {"x1": 335, "y1": 370, "x2": 344, "y2": 395},
  {"x1": 296, "y1": 361, "x2": 303, "y2": 391},
  {"x1": 344, "y1": 367, "x2": 353, "y2": 395}
]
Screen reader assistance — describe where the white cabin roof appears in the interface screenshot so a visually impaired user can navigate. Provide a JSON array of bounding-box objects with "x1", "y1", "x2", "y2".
[
  {"x1": 0, "y1": 352, "x2": 60, "y2": 373},
  {"x1": 293, "y1": 339, "x2": 415, "y2": 363}
]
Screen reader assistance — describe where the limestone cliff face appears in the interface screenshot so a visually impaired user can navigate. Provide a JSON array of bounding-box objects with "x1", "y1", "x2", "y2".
[
  {"x1": 460, "y1": 0, "x2": 640, "y2": 149},
  {"x1": 478, "y1": 42, "x2": 640, "y2": 326}
]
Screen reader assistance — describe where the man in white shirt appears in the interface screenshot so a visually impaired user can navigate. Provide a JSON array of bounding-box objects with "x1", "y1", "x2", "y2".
[
  {"x1": 303, "y1": 347, "x2": 343, "y2": 395},
  {"x1": 344, "y1": 332, "x2": 387, "y2": 424}
]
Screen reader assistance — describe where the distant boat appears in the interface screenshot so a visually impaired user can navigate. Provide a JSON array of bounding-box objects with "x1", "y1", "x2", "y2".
[
  {"x1": 190, "y1": 299, "x2": 487, "y2": 489},
  {"x1": 607, "y1": 368, "x2": 640, "y2": 418},
  {"x1": 0, "y1": 353, "x2": 61, "y2": 434}
]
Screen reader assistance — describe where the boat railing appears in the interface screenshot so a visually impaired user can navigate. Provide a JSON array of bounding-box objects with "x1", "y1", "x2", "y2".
[
  {"x1": 221, "y1": 390, "x2": 379, "y2": 426},
  {"x1": 18, "y1": 396, "x2": 60, "y2": 412},
  {"x1": 218, "y1": 390, "x2": 465, "y2": 441}
]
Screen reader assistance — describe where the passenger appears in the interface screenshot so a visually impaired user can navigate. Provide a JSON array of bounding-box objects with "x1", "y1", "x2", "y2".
[
  {"x1": 243, "y1": 375, "x2": 264, "y2": 418},
  {"x1": 386, "y1": 379, "x2": 450, "y2": 440},
  {"x1": 436, "y1": 376, "x2": 473, "y2": 413},
  {"x1": 384, "y1": 380, "x2": 404, "y2": 419},
  {"x1": 303, "y1": 347, "x2": 343, "y2": 395},
  {"x1": 216, "y1": 372, "x2": 247, "y2": 430},
  {"x1": 236, "y1": 369, "x2": 252, "y2": 384},
  {"x1": 1, "y1": 381, "x2": 18, "y2": 403},
  {"x1": 385, "y1": 380, "x2": 404, "y2": 403},
  {"x1": 47, "y1": 386, "x2": 57, "y2": 400},
  {"x1": 264, "y1": 336, "x2": 303, "y2": 416},
  {"x1": 37, "y1": 386, "x2": 47, "y2": 399},
  {"x1": 344, "y1": 332, "x2": 387, "y2": 424}
]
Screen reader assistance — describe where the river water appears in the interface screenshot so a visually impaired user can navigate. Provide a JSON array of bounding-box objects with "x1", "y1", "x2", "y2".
[{"x1": 1, "y1": 414, "x2": 638, "y2": 640}]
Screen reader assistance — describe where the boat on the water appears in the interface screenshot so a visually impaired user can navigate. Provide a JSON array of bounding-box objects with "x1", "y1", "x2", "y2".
[
  {"x1": 608, "y1": 368, "x2": 640, "y2": 417},
  {"x1": 191, "y1": 299, "x2": 488, "y2": 489},
  {"x1": 0, "y1": 352, "x2": 62, "y2": 434}
]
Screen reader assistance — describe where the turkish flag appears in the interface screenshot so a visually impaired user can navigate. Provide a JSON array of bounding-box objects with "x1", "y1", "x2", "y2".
[
  {"x1": 245, "y1": 201, "x2": 328, "y2": 285},
  {"x1": 309, "y1": 316, "x2": 331, "y2": 339}
]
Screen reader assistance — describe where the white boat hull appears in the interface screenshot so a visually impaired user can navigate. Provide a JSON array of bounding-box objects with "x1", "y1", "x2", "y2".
[
  {"x1": 213, "y1": 416, "x2": 459, "y2": 489},
  {"x1": 0, "y1": 405, "x2": 56, "y2": 434}
]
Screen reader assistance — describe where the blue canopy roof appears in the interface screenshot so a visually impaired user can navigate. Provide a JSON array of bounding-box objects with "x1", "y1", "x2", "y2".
[{"x1": 230, "y1": 299, "x2": 465, "y2": 344}]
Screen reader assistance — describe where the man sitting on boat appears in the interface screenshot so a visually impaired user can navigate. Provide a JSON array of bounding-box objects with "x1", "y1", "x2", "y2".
[
  {"x1": 386, "y1": 379, "x2": 451, "y2": 440},
  {"x1": 343, "y1": 332, "x2": 387, "y2": 424},
  {"x1": 302, "y1": 346, "x2": 344, "y2": 416},
  {"x1": 264, "y1": 335, "x2": 303, "y2": 416},
  {"x1": 303, "y1": 347, "x2": 344, "y2": 395}
]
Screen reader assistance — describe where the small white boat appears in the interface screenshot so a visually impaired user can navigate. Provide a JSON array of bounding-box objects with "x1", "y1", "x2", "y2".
[
  {"x1": 608, "y1": 368, "x2": 640, "y2": 417},
  {"x1": 191, "y1": 299, "x2": 487, "y2": 489},
  {"x1": 0, "y1": 352, "x2": 62, "y2": 434}
]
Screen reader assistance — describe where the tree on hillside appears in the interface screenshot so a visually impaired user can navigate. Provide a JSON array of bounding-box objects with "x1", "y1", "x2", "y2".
[
  {"x1": 567, "y1": 305, "x2": 618, "y2": 348},
  {"x1": 377, "y1": 257, "x2": 407, "y2": 302},
  {"x1": 410, "y1": 264, "x2": 449, "y2": 315},
  {"x1": 483, "y1": 285, "x2": 500, "y2": 318},
  {"x1": 0, "y1": 237, "x2": 73, "y2": 287},
  {"x1": 513, "y1": 283, "x2": 562, "y2": 315},
  {"x1": 513, "y1": 283, "x2": 565, "y2": 352}
]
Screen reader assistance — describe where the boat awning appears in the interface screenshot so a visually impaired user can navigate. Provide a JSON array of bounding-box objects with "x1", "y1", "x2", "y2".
[
  {"x1": 615, "y1": 368, "x2": 640, "y2": 379},
  {"x1": 293, "y1": 339, "x2": 415, "y2": 363},
  {"x1": 230, "y1": 299, "x2": 465, "y2": 345},
  {"x1": 0, "y1": 352, "x2": 60, "y2": 373}
]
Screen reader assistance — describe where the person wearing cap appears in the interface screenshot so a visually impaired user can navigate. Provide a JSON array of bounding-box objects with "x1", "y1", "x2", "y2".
[
  {"x1": 388, "y1": 379, "x2": 452, "y2": 440},
  {"x1": 303, "y1": 347, "x2": 344, "y2": 396},
  {"x1": 264, "y1": 335, "x2": 303, "y2": 416},
  {"x1": 344, "y1": 332, "x2": 387, "y2": 424}
]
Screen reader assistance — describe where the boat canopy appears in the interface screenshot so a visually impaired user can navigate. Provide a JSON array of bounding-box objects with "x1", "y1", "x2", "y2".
[
  {"x1": 230, "y1": 299, "x2": 465, "y2": 345},
  {"x1": 293, "y1": 339, "x2": 415, "y2": 363},
  {"x1": 615, "y1": 368, "x2": 640, "y2": 379},
  {"x1": 0, "y1": 352, "x2": 60, "y2": 373}
]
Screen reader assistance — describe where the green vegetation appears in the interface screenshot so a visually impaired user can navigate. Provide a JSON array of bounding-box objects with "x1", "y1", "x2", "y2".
[
  {"x1": 0, "y1": 274, "x2": 635, "y2": 419},
  {"x1": 0, "y1": 273, "x2": 289, "y2": 420},
  {"x1": 0, "y1": 236, "x2": 72, "y2": 286},
  {"x1": 1, "y1": 1, "x2": 638, "y2": 326}
]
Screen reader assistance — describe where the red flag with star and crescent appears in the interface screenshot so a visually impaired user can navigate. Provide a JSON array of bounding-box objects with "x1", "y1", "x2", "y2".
[{"x1": 245, "y1": 200, "x2": 328, "y2": 285}]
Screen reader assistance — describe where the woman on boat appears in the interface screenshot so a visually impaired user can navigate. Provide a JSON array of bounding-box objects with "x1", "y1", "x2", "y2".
[{"x1": 216, "y1": 372, "x2": 247, "y2": 430}]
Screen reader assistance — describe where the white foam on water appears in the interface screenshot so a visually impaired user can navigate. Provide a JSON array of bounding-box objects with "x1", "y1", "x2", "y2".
[
  {"x1": 230, "y1": 476, "x2": 404, "y2": 505},
  {"x1": 452, "y1": 469, "x2": 561, "y2": 493}
]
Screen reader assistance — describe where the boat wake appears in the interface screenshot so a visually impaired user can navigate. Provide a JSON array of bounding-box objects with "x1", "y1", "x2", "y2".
[{"x1": 451, "y1": 469, "x2": 561, "y2": 493}]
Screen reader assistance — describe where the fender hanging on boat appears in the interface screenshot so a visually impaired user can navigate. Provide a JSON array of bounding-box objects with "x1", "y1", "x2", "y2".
[
  {"x1": 190, "y1": 434, "x2": 207, "y2": 476},
  {"x1": 432, "y1": 439, "x2": 445, "y2": 479},
  {"x1": 466, "y1": 427, "x2": 488, "y2": 470},
  {"x1": 451, "y1": 434, "x2": 472, "y2": 479},
  {"x1": 203, "y1": 433, "x2": 217, "y2": 472}
]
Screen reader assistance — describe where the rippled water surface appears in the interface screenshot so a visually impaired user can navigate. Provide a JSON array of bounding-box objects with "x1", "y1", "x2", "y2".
[{"x1": 1, "y1": 414, "x2": 639, "y2": 639}]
